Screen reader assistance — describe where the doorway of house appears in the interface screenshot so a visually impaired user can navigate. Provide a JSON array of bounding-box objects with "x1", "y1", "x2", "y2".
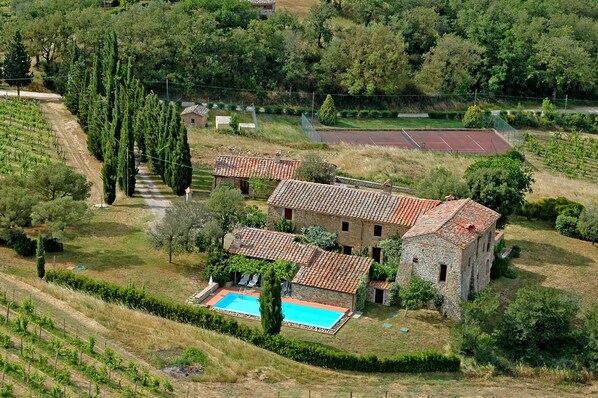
[{"x1": 375, "y1": 288, "x2": 384, "y2": 304}]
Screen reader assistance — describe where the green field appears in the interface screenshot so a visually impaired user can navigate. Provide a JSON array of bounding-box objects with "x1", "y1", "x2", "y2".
[
  {"x1": 324, "y1": 117, "x2": 464, "y2": 130},
  {"x1": 0, "y1": 98, "x2": 61, "y2": 176}
]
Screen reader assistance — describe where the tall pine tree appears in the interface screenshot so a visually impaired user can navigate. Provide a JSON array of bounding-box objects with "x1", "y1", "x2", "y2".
[
  {"x1": 36, "y1": 234, "x2": 45, "y2": 279},
  {"x1": 259, "y1": 266, "x2": 283, "y2": 335},
  {"x1": 144, "y1": 93, "x2": 160, "y2": 169},
  {"x1": 64, "y1": 58, "x2": 86, "y2": 115},
  {"x1": 3, "y1": 30, "x2": 32, "y2": 94}
]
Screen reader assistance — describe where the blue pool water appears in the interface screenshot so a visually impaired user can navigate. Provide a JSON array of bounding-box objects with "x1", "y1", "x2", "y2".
[{"x1": 213, "y1": 293, "x2": 345, "y2": 329}]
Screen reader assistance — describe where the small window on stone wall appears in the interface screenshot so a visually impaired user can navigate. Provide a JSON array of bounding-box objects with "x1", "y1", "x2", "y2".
[
  {"x1": 413, "y1": 257, "x2": 419, "y2": 263},
  {"x1": 374, "y1": 224, "x2": 382, "y2": 237},
  {"x1": 342, "y1": 221, "x2": 349, "y2": 232},
  {"x1": 439, "y1": 263, "x2": 447, "y2": 282},
  {"x1": 284, "y1": 208, "x2": 293, "y2": 220}
]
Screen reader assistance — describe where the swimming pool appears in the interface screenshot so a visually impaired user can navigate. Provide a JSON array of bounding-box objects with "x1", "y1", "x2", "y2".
[{"x1": 213, "y1": 292, "x2": 345, "y2": 330}]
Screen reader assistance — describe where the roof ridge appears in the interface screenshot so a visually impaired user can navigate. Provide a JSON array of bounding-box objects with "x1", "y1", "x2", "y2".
[
  {"x1": 426, "y1": 198, "x2": 471, "y2": 236},
  {"x1": 217, "y1": 154, "x2": 301, "y2": 162},
  {"x1": 283, "y1": 179, "x2": 437, "y2": 202}
]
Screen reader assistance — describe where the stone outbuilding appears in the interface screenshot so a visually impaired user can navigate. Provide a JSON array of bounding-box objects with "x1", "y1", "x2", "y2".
[
  {"x1": 181, "y1": 105, "x2": 209, "y2": 127},
  {"x1": 247, "y1": 0, "x2": 276, "y2": 16},
  {"x1": 396, "y1": 199, "x2": 500, "y2": 320},
  {"x1": 366, "y1": 280, "x2": 393, "y2": 306},
  {"x1": 229, "y1": 227, "x2": 372, "y2": 311},
  {"x1": 267, "y1": 179, "x2": 440, "y2": 262},
  {"x1": 212, "y1": 154, "x2": 302, "y2": 196}
]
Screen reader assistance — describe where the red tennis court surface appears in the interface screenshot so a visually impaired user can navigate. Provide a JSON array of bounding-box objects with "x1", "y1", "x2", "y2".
[{"x1": 318, "y1": 129, "x2": 511, "y2": 155}]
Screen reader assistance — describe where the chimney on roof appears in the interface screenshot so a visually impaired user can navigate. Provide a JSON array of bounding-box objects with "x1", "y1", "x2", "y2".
[
  {"x1": 466, "y1": 224, "x2": 476, "y2": 232},
  {"x1": 274, "y1": 151, "x2": 281, "y2": 164},
  {"x1": 444, "y1": 195, "x2": 456, "y2": 201},
  {"x1": 382, "y1": 179, "x2": 392, "y2": 195}
]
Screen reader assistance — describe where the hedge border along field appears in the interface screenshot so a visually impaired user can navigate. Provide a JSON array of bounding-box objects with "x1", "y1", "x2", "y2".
[{"x1": 46, "y1": 270, "x2": 460, "y2": 373}]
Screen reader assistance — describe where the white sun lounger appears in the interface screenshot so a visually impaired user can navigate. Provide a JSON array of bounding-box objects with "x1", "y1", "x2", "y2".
[
  {"x1": 247, "y1": 274, "x2": 260, "y2": 288},
  {"x1": 238, "y1": 274, "x2": 251, "y2": 286}
]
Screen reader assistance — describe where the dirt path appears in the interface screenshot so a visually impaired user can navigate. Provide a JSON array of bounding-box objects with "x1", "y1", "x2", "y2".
[
  {"x1": 41, "y1": 102, "x2": 103, "y2": 204},
  {"x1": 0, "y1": 89, "x2": 62, "y2": 101},
  {"x1": 136, "y1": 165, "x2": 171, "y2": 219}
]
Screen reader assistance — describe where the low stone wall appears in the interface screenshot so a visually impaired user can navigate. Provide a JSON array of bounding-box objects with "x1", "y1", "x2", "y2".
[
  {"x1": 292, "y1": 285, "x2": 355, "y2": 310},
  {"x1": 190, "y1": 282, "x2": 219, "y2": 304},
  {"x1": 335, "y1": 176, "x2": 415, "y2": 194}
]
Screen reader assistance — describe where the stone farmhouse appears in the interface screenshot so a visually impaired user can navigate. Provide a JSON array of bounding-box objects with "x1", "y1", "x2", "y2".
[
  {"x1": 181, "y1": 105, "x2": 209, "y2": 127},
  {"x1": 229, "y1": 227, "x2": 372, "y2": 311},
  {"x1": 212, "y1": 154, "x2": 302, "y2": 196},
  {"x1": 247, "y1": 0, "x2": 276, "y2": 17},
  {"x1": 267, "y1": 179, "x2": 440, "y2": 262},
  {"x1": 397, "y1": 199, "x2": 500, "y2": 319}
]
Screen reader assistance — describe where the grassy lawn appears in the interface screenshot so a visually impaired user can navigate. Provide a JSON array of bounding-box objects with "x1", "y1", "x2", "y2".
[
  {"x1": 496, "y1": 216, "x2": 598, "y2": 308},
  {"x1": 323, "y1": 117, "x2": 464, "y2": 130},
  {"x1": 236, "y1": 304, "x2": 451, "y2": 357},
  {"x1": 1, "y1": 196, "x2": 206, "y2": 303}
]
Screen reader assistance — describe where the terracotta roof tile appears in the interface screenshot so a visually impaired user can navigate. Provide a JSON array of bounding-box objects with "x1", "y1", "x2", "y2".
[
  {"x1": 403, "y1": 199, "x2": 500, "y2": 248},
  {"x1": 181, "y1": 105, "x2": 209, "y2": 116},
  {"x1": 229, "y1": 227, "x2": 316, "y2": 264},
  {"x1": 368, "y1": 280, "x2": 393, "y2": 290},
  {"x1": 292, "y1": 251, "x2": 372, "y2": 294},
  {"x1": 213, "y1": 155, "x2": 302, "y2": 180},
  {"x1": 268, "y1": 180, "x2": 440, "y2": 226}
]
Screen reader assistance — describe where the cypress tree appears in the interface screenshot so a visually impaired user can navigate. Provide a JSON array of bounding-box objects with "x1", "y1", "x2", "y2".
[
  {"x1": 259, "y1": 266, "x2": 283, "y2": 335},
  {"x1": 3, "y1": 30, "x2": 32, "y2": 94},
  {"x1": 144, "y1": 93, "x2": 160, "y2": 169},
  {"x1": 77, "y1": 68, "x2": 90, "y2": 131},
  {"x1": 169, "y1": 116, "x2": 193, "y2": 195},
  {"x1": 87, "y1": 96, "x2": 105, "y2": 160},
  {"x1": 36, "y1": 235, "x2": 45, "y2": 279},
  {"x1": 117, "y1": 111, "x2": 136, "y2": 196},
  {"x1": 101, "y1": 32, "x2": 118, "y2": 98},
  {"x1": 102, "y1": 134, "x2": 118, "y2": 205},
  {"x1": 163, "y1": 105, "x2": 178, "y2": 185},
  {"x1": 133, "y1": 85, "x2": 147, "y2": 162},
  {"x1": 64, "y1": 59, "x2": 86, "y2": 115}
]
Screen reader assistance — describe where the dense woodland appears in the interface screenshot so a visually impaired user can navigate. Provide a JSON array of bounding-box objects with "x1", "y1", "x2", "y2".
[{"x1": 1, "y1": 0, "x2": 597, "y2": 105}]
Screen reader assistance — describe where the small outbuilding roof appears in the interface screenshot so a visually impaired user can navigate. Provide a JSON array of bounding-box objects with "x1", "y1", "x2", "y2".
[
  {"x1": 402, "y1": 199, "x2": 500, "y2": 248},
  {"x1": 181, "y1": 105, "x2": 209, "y2": 116},
  {"x1": 292, "y1": 251, "x2": 372, "y2": 295},
  {"x1": 268, "y1": 180, "x2": 440, "y2": 227},
  {"x1": 229, "y1": 227, "x2": 316, "y2": 265},
  {"x1": 229, "y1": 227, "x2": 373, "y2": 295},
  {"x1": 248, "y1": 0, "x2": 276, "y2": 4},
  {"x1": 213, "y1": 155, "x2": 302, "y2": 180}
]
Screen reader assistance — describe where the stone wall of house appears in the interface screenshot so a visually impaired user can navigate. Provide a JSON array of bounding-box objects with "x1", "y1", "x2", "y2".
[
  {"x1": 366, "y1": 285, "x2": 391, "y2": 306},
  {"x1": 292, "y1": 285, "x2": 355, "y2": 310},
  {"x1": 182, "y1": 113, "x2": 207, "y2": 128},
  {"x1": 397, "y1": 225, "x2": 497, "y2": 320},
  {"x1": 267, "y1": 205, "x2": 409, "y2": 254}
]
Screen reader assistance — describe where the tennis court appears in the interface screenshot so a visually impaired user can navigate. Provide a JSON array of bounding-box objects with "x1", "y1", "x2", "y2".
[{"x1": 318, "y1": 129, "x2": 511, "y2": 155}]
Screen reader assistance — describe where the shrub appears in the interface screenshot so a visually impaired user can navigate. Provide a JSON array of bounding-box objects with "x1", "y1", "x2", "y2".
[
  {"x1": 204, "y1": 248, "x2": 232, "y2": 285},
  {"x1": 43, "y1": 237, "x2": 64, "y2": 253},
  {"x1": 555, "y1": 214, "x2": 579, "y2": 238},
  {"x1": 370, "y1": 110, "x2": 381, "y2": 118},
  {"x1": 523, "y1": 197, "x2": 584, "y2": 223},
  {"x1": 357, "y1": 110, "x2": 370, "y2": 118},
  {"x1": 240, "y1": 205, "x2": 267, "y2": 229},
  {"x1": 263, "y1": 106, "x2": 272, "y2": 114},
  {"x1": 295, "y1": 152, "x2": 335, "y2": 184},
  {"x1": 229, "y1": 112, "x2": 239, "y2": 132},
  {"x1": 389, "y1": 283, "x2": 401, "y2": 306},
  {"x1": 355, "y1": 277, "x2": 367, "y2": 311},
  {"x1": 273, "y1": 106, "x2": 284, "y2": 115},
  {"x1": 218, "y1": 103, "x2": 225, "y2": 110},
  {"x1": 371, "y1": 262, "x2": 397, "y2": 282},
  {"x1": 577, "y1": 205, "x2": 598, "y2": 244},
  {"x1": 274, "y1": 219, "x2": 294, "y2": 233},
  {"x1": 12, "y1": 234, "x2": 35, "y2": 257},
  {"x1": 345, "y1": 110, "x2": 357, "y2": 118},
  {"x1": 45, "y1": 270, "x2": 460, "y2": 373},
  {"x1": 463, "y1": 105, "x2": 484, "y2": 128},
  {"x1": 318, "y1": 95, "x2": 337, "y2": 126},
  {"x1": 299, "y1": 226, "x2": 337, "y2": 250}
]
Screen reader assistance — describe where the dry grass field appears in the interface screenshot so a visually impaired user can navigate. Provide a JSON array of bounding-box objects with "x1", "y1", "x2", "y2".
[{"x1": 277, "y1": 0, "x2": 318, "y2": 16}]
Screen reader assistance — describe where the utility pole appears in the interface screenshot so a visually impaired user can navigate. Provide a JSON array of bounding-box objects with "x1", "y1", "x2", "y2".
[
  {"x1": 166, "y1": 78, "x2": 169, "y2": 104},
  {"x1": 564, "y1": 94, "x2": 568, "y2": 112},
  {"x1": 311, "y1": 91, "x2": 315, "y2": 122},
  {"x1": 474, "y1": 89, "x2": 478, "y2": 106}
]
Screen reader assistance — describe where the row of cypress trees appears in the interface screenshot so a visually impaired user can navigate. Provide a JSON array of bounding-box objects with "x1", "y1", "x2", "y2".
[{"x1": 64, "y1": 33, "x2": 192, "y2": 204}]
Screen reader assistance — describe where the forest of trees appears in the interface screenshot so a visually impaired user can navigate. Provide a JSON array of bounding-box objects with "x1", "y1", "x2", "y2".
[{"x1": 1, "y1": 0, "x2": 596, "y2": 105}]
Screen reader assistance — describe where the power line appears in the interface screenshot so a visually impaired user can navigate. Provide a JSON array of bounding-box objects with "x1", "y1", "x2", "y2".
[{"x1": 4, "y1": 75, "x2": 598, "y2": 103}]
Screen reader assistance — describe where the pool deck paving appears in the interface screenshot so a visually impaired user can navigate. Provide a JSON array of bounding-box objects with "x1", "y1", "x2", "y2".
[{"x1": 203, "y1": 287, "x2": 351, "y2": 315}]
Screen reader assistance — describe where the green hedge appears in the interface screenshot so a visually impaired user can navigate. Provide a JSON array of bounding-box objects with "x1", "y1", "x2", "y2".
[
  {"x1": 46, "y1": 271, "x2": 460, "y2": 373},
  {"x1": 428, "y1": 111, "x2": 465, "y2": 120}
]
